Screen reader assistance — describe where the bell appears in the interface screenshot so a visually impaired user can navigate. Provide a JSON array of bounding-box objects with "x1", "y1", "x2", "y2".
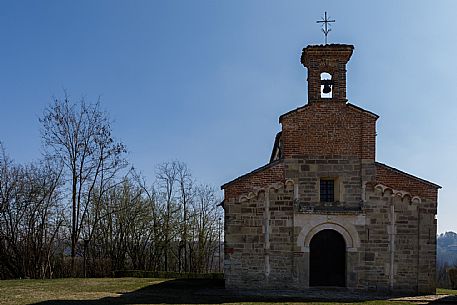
[
  {"x1": 321, "y1": 79, "x2": 333, "y2": 94},
  {"x1": 322, "y1": 83, "x2": 332, "y2": 94}
]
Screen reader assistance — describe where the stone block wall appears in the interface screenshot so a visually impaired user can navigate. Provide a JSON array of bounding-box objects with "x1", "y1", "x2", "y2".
[
  {"x1": 223, "y1": 162, "x2": 438, "y2": 293},
  {"x1": 224, "y1": 182, "x2": 295, "y2": 289},
  {"x1": 362, "y1": 184, "x2": 437, "y2": 294},
  {"x1": 285, "y1": 156, "x2": 375, "y2": 211}
]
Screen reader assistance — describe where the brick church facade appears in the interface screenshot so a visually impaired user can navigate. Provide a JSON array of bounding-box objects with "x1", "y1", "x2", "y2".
[{"x1": 221, "y1": 44, "x2": 440, "y2": 294}]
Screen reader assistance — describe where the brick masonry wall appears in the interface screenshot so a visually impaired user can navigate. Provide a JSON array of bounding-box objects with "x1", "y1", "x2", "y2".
[
  {"x1": 375, "y1": 162, "x2": 439, "y2": 202},
  {"x1": 301, "y1": 44, "x2": 353, "y2": 102},
  {"x1": 223, "y1": 161, "x2": 285, "y2": 201},
  {"x1": 279, "y1": 102, "x2": 377, "y2": 160}
]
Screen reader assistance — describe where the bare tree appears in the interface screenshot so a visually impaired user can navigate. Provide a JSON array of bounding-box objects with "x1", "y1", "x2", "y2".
[
  {"x1": 40, "y1": 94, "x2": 126, "y2": 274},
  {"x1": 2, "y1": 103, "x2": 224, "y2": 278},
  {"x1": 0, "y1": 144, "x2": 64, "y2": 279},
  {"x1": 190, "y1": 184, "x2": 221, "y2": 273},
  {"x1": 135, "y1": 172, "x2": 161, "y2": 271},
  {"x1": 176, "y1": 162, "x2": 193, "y2": 272},
  {"x1": 155, "y1": 161, "x2": 180, "y2": 272}
]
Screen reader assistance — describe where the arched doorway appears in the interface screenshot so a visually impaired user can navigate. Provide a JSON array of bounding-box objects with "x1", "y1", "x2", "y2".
[{"x1": 309, "y1": 229, "x2": 346, "y2": 287}]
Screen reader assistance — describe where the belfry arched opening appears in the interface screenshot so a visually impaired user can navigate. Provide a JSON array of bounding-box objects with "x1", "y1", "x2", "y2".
[{"x1": 309, "y1": 229, "x2": 346, "y2": 287}]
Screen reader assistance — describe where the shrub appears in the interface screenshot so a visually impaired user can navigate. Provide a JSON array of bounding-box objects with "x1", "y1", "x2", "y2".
[{"x1": 113, "y1": 270, "x2": 223, "y2": 280}]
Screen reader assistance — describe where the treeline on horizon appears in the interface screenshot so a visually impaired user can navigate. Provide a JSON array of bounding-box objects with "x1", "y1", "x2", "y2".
[
  {"x1": 437, "y1": 231, "x2": 457, "y2": 288},
  {"x1": 0, "y1": 95, "x2": 223, "y2": 279}
]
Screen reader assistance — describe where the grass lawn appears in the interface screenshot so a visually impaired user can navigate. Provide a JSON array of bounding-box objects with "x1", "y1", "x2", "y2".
[
  {"x1": 0, "y1": 278, "x2": 164, "y2": 305},
  {"x1": 437, "y1": 287, "x2": 457, "y2": 295},
  {"x1": 0, "y1": 277, "x2": 456, "y2": 305}
]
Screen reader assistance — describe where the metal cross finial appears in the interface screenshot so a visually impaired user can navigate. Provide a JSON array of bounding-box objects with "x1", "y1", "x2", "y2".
[{"x1": 316, "y1": 11, "x2": 335, "y2": 45}]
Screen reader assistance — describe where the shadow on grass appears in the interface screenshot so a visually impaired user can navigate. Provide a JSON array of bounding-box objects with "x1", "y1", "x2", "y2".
[{"x1": 31, "y1": 279, "x2": 457, "y2": 305}]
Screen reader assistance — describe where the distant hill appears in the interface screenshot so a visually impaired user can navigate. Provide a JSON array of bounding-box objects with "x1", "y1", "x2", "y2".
[{"x1": 437, "y1": 231, "x2": 457, "y2": 267}]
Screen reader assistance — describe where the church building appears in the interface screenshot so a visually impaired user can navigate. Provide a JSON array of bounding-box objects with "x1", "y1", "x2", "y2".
[{"x1": 221, "y1": 43, "x2": 440, "y2": 294}]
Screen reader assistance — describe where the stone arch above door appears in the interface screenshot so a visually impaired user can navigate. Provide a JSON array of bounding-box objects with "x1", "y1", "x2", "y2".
[
  {"x1": 305, "y1": 223, "x2": 353, "y2": 248},
  {"x1": 295, "y1": 214, "x2": 363, "y2": 253}
]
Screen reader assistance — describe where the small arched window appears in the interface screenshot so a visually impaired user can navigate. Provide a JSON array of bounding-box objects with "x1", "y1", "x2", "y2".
[{"x1": 320, "y1": 72, "x2": 332, "y2": 99}]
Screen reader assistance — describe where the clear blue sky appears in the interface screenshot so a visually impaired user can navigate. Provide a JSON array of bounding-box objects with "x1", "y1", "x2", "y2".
[{"x1": 0, "y1": 1, "x2": 456, "y2": 233}]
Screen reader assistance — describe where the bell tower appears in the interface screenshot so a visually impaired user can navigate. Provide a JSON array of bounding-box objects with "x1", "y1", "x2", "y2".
[{"x1": 301, "y1": 44, "x2": 354, "y2": 103}]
